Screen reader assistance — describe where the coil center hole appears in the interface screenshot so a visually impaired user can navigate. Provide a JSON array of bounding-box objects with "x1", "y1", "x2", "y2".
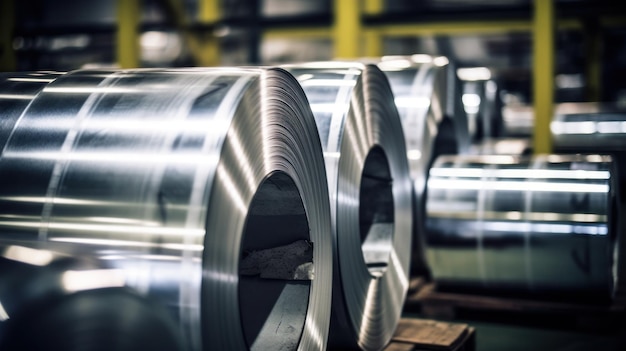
[
  {"x1": 359, "y1": 146, "x2": 395, "y2": 277},
  {"x1": 238, "y1": 171, "x2": 311, "y2": 351}
]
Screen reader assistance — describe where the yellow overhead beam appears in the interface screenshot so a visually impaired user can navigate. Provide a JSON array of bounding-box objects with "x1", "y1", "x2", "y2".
[
  {"x1": 116, "y1": 0, "x2": 140, "y2": 68},
  {"x1": 0, "y1": 0, "x2": 16, "y2": 72},
  {"x1": 264, "y1": 18, "x2": 589, "y2": 41},
  {"x1": 263, "y1": 27, "x2": 332, "y2": 40},
  {"x1": 366, "y1": 20, "x2": 532, "y2": 37},
  {"x1": 334, "y1": 0, "x2": 361, "y2": 58},
  {"x1": 532, "y1": 0, "x2": 554, "y2": 154}
]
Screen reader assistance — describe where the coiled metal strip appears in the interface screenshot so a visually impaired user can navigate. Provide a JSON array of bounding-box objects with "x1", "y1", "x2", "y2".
[
  {"x1": 284, "y1": 62, "x2": 412, "y2": 350},
  {"x1": 378, "y1": 55, "x2": 469, "y2": 274},
  {"x1": 0, "y1": 72, "x2": 63, "y2": 152},
  {"x1": 0, "y1": 68, "x2": 333, "y2": 351},
  {"x1": 425, "y1": 154, "x2": 617, "y2": 297}
]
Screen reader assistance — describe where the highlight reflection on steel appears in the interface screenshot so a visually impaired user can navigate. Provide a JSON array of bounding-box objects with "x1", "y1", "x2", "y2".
[
  {"x1": 377, "y1": 55, "x2": 470, "y2": 273},
  {"x1": 0, "y1": 71, "x2": 64, "y2": 152},
  {"x1": 425, "y1": 154, "x2": 617, "y2": 296},
  {"x1": 551, "y1": 102, "x2": 626, "y2": 151},
  {"x1": 284, "y1": 62, "x2": 413, "y2": 351},
  {"x1": 0, "y1": 68, "x2": 334, "y2": 351},
  {"x1": 0, "y1": 244, "x2": 185, "y2": 351}
]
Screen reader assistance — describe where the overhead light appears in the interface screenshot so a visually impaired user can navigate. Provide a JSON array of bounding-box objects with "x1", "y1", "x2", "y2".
[{"x1": 457, "y1": 67, "x2": 491, "y2": 81}]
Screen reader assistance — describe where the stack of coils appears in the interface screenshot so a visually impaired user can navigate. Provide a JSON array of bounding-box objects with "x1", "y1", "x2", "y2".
[
  {"x1": 284, "y1": 62, "x2": 413, "y2": 351},
  {"x1": 0, "y1": 68, "x2": 333, "y2": 351},
  {"x1": 376, "y1": 55, "x2": 470, "y2": 275},
  {"x1": 425, "y1": 154, "x2": 618, "y2": 298}
]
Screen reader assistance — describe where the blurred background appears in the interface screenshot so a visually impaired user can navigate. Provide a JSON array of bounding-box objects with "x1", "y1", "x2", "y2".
[{"x1": 2, "y1": 0, "x2": 625, "y2": 151}]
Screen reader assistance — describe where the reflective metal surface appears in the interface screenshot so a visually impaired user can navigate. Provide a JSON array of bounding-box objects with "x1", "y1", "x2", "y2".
[
  {"x1": 426, "y1": 154, "x2": 617, "y2": 296},
  {"x1": 0, "y1": 68, "x2": 333, "y2": 351},
  {"x1": 0, "y1": 244, "x2": 185, "y2": 351},
  {"x1": 377, "y1": 55, "x2": 470, "y2": 273},
  {"x1": 0, "y1": 71, "x2": 64, "y2": 152},
  {"x1": 552, "y1": 102, "x2": 626, "y2": 152},
  {"x1": 284, "y1": 62, "x2": 412, "y2": 350}
]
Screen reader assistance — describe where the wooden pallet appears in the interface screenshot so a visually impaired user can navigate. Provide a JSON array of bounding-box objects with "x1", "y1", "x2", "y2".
[
  {"x1": 404, "y1": 278, "x2": 626, "y2": 331},
  {"x1": 385, "y1": 318, "x2": 475, "y2": 351}
]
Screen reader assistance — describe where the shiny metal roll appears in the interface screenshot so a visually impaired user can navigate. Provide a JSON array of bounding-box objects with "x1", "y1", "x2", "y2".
[
  {"x1": 551, "y1": 103, "x2": 626, "y2": 152},
  {"x1": 0, "y1": 71, "x2": 64, "y2": 152},
  {"x1": 0, "y1": 68, "x2": 333, "y2": 351},
  {"x1": 425, "y1": 154, "x2": 618, "y2": 297},
  {"x1": 284, "y1": 62, "x2": 412, "y2": 350},
  {"x1": 377, "y1": 55, "x2": 470, "y2": 273},
  {"x1": 0, "y1": 244, "x2": 186, "y2": 351}
]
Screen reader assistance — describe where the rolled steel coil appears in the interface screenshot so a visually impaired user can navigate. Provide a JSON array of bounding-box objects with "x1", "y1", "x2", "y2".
[
  {"x1": 284, "y1": 62, "x2": 412, "y2": 350},
  {"x1": 0, "y1": 72, "x2": 64, "y2": 152},
  {"x1": 0, "y1": 245, "x2": 185, "y2": 351},
  {"x1": 377, "y1": 55, "x2": 470, "y2": 273},
  {"x1": 0, "y1": 68, "x2": 333, "y2": 351},
  {"x1": 425, "y1": 154, "x2": 618, "y2": 297},
  {"x1": 551, "y1": 103, "x2": 626, "y2": 152}
]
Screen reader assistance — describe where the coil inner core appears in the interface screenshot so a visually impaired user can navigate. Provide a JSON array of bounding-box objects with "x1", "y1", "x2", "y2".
[
  {"x1": 238, "y1": 171, "x2": 311, "y2": 351},
  {"x1": 359, "y1": 146, "x2": 395, "y2": 277}
]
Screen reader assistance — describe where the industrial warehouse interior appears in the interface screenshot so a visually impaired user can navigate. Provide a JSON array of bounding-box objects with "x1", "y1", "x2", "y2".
[{"x1": 0, "y1": 0, "x2": 625, "y2": 350}]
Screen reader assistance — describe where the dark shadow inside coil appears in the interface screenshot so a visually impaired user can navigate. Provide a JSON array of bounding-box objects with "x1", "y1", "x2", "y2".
[
  {"x1": 238, "y1": 171, "x2": 311, "y2": 351},
  {"x1": 359, "y1": 146, "x2": 395, "y2": 277}
]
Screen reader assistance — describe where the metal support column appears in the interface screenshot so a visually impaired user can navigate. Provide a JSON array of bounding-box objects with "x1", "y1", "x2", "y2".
[
  {"x1": 334, "y1": 0, "x2": 360, "y2": 59},
  {"x1": 116, "y1": 0, "x2": 140, "y2": 69},
  {"x1": 532, "y1": 0, "x2": 554, "y2": 154},
  {"x1": 584, "y1": 21, "x2": 602, "y2": 102},
  {"x1": 364, "y1": 0, "x2": 383, "y2": 57},
  {"x1": 0, "y1": 0, "x2": 16, "y2": 72},
  {"x1": 198, "y1": 0, "x2": 222, "y2": 66}
]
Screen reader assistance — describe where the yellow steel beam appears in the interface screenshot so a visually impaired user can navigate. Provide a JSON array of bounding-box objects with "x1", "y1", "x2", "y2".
[
  {"x1": 116, "y1": 0, "x2": 140, "y2": 68},
  {"x1": 165, "y1": 0, "x2": 221, "y2": 66},
  {"x1": 197, "y1": 0, "x2": 221, "y2": 66},
  {"x1": 363, "y1": 0, "x2": 383, "y2": 15},
  {"x1": 584, "y1": 22, "x2": 602, "y2": 102},
  {"x1": 199, "y1": 0, "x2": 220, "y2": 23},
  {"x1": 532, "y1": 0, "x2": 554, "y2": 154},
  {"x1": 364, "y1": 0, "x2": 383, "y2": 57},
  {"x1": 263, "y1": 27, "x2": 332, "y2": 40},
  {"x1": 600, "y1": 15, "x2": 626, "y2": 27},
  {"x1": 334, "y1": 0, "x2": 360, "y2": 58},
  {"x1": 0, "y1": 0, "x2": 16, "y2": 72},
  {"x1": 367, "y1": 20, "x2": 532, "y2": 37},
  {"x1": 261, "y1": 18, "x2": 597, "y2": 41}
]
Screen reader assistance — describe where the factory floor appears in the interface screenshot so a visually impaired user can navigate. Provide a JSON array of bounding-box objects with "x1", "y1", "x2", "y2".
[{"x1": 402, "y1": 311, "x2": 626, "y2": 351}]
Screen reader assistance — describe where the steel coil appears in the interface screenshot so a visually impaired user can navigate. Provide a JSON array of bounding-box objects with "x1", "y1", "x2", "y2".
[
  {"x1": 284, "y1": 62, "x2": 412, "y2": 350},
  {"x1": 0, "y1": 72, "x2": 63, "y2": 152},
  {"x1": 425, "y1": 154, "x2": 618, "y2": 297},
  {"x1": 0, "y1": 245, "x2": 186, "y2": 351},
  {"x1": 551, "y1": 103, "x2": 626, "y2": 152},
  {"x1": 377, "y1": 55, "x2": 470, "y2": 274},
  {"x1": 0, "y1": 68, "x2": 333, "y2": 351}
]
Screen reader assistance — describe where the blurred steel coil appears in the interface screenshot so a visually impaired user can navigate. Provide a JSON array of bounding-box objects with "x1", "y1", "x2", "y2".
[
  {"x1": 0, "y1": 68, "x2": 333, "y2": 351},
  {"x1": 284, "y1": 62, "x2": 412, "y2": 350},
  {"x1": 551, "y1": 102, "x2": 626, "y2": 152},
  {"x1": 425, "y1": 154, "x2": 618, "y2": 297},
  {"x1": 377, "y1": 55, "x2": 470, "y2": 274},
  {"x1": 0, "y1": 71, "x2": 64, "y2": 152},
  {"x1": 0, "y1": 245, "x2": 185, "y2": 351}
]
